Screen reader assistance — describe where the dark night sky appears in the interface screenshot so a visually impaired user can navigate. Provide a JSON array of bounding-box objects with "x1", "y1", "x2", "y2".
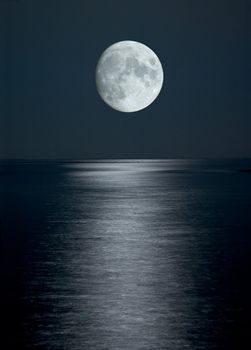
[{"x1": 1, "y1": 0, "x2": 251, "y2": 159}]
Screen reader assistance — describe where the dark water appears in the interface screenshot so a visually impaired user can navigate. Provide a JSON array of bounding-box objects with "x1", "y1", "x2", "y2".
[{"x1": 1, "y1": 159, "x2": 251, "y2": 349}]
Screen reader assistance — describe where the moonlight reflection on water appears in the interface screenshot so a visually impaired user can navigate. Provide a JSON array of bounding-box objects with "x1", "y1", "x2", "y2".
[{"x1": 1, "y1": 160, "x2": 251, "y2": 349}]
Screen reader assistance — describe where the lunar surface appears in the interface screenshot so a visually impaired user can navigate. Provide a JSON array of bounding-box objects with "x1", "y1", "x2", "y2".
[{"x1": 96, "y1": 41, "x2": 164, "y2": 112}]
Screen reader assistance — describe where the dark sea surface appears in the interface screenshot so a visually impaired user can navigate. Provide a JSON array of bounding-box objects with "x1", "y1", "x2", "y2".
[{"x1": 1, "y1": 159, "x2": 251, "y2": 349}]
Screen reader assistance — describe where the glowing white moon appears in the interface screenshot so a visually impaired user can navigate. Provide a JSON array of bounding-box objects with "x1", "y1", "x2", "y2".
[{"x1": 96, "y1": 41, "x2": 164, "y2": 112}]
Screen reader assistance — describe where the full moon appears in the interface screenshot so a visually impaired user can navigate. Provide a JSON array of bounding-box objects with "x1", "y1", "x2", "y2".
[{"x1": 96, "y1": 41, "x2": 164, "y2": 112}]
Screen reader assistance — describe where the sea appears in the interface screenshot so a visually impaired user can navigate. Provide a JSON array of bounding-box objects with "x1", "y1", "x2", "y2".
[{"x1": 1, "y1": 159, "x2": 251, "y2": 349}]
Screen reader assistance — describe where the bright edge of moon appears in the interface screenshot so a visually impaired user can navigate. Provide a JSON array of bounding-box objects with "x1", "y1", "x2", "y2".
[{"x1": 95, "y1": 40, "x2": 164, "y2": 113}]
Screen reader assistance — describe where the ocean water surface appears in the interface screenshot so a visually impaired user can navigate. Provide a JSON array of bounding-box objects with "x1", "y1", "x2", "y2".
[{"x1": 1, "y1": 159, "x2": 251, "y2": 349}]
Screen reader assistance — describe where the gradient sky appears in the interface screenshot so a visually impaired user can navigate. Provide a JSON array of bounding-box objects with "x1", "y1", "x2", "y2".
[{"x1": 1, "y1": 0, "x2": 251, "y2": 159}]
